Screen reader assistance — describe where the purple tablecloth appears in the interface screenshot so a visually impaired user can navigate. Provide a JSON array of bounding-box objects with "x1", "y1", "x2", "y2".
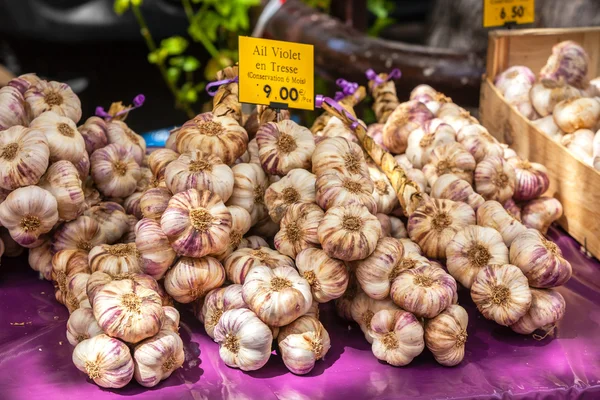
[{"x1": 1, "y1": 226, "x2": 599, "y2": 400}]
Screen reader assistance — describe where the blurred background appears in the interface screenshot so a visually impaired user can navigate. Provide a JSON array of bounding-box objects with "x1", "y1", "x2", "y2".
[{"x1": 1, "y1": 0, "x2": 599, "y2": 133}]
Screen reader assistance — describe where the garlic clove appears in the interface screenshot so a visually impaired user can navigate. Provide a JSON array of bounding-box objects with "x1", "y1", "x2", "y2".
[
  {"x1": 38, "y1": 160, "x2": 85, "y2": 221},
  {"x1": 164, "y1": 256, "x2": 225, "y2": 303},
  {"x1": 0, "y1": 125, "x2": 50, "y2": 190},
  {"x1": 316, "y1": 171, "x2": 377, "y2": 214},
  {"x1": 474, "y1": 155, "x2": 516, "y2": 203},
  {"x1": 224, "y1": 246, "x2": 294, "y2": 284},
  {"x1": 312, "y1": 137, "x2": 370, "y2": 178},
  {"x1": 274, "y1": 202, "x2": 324, "y2": 258},
  {"x1": 521, "y1": 197, "x2": 563, "y2": 235},
  {"x1": 199, "y1": 284, "x2": 247, "y2": 339},
  {"x1": 106, "y1": 120, "x2": 147, "y2": 166},
  {"x1": 257, "y1": 119, "x2": 315, "y2": 176},
  {"x1": 148, "y1": 148, "x2": 179, "y2": 180},
  {"x1": 66, "y1": 307, "x2": 104, "y2": 346},
  {"x1": 369, "y1": 309, "x2": 425, "y2": 366},
  {"x1": 383, "y1": 100, "x2": 434, "y2": 154},
  {"x1": 140, "y1": 186, "x2": 171, "y2": 221},
  {"x1": 296, "y1": 248, "x2": 349, "y2": 303},
  {"x1": 422, "y1": 143, "x2": 476, "y2": 187},
  {"x1": 226, "y1": 163, "x2": 268, "y2": 226},
  {"x1": 510, "y1": 288, "x2": 566, "y2": 335},
  {"x1": 553, "y1": 97, "x2": 600, "y2": 133},
  {"x1": 430, "y1": 173, "x2": 485, "y2": 210},
  {"x1": 424, "y1": 304, "x2": 468, "y2": 366},
  {"x1": 161, "y1": 306, "x2": 180, "y2": 333},
  {"x1": 78, "y1": 116, "x2": 108, "y2": 155},
  {"x1": 91, "y1": 143, "x2": 142, "y2": 198},
  {"x1": 278, "y1": 315, "x2": 331, "y2": 375},
  {"x1": 540, "y1": 40, "x2": 589, "y2": 89},
  {"x1": 28, "y1": 238, "x2": 53, "y2": 280},
  {"x1": 133, "y1": 330, "x2": 185, "y2": 387},
  {"x1": 470, "y1": 264, "x2": 532, "y2": 326},
  {"x1": 72, "y1": 334, "x2": 134, "y2": 388},
  {"x1": 477, "y1": 201, "x2": 527, "y2": 247},
  {"x1": 350, "y1": 292, "x2": 400, "y2": 343},
  {"x1": 507, "y1": 158, "x2": 550, "y2": 201},
  {"x1": 135, "y1": 218, "x2": 177, "y2": 280},
  {"x1": 265, "y1": 168, "x2": 316, "y2": 223},
  {"x1": 25, "y1": 79, "x2": 82, "y2": 123}
]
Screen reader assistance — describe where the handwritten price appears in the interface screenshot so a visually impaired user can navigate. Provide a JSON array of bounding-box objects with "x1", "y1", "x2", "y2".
[{"x1": 499, "y1": 5, "x2": 525, "y2": 20}]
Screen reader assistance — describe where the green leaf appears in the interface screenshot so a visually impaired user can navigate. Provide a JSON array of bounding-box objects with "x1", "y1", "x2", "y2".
[
  {"x1": 161, "y1": 36, "x2": 189, "y2": 55},
  {"x1": 185, "y1": 88, "x2": 198, "y2": 103},
  {"x1": 131, "y1": 0, "x2": 143, "y2": 6},
  {"x1": 368, "y1": 16, "x2": 394, "y2": 37},
  {"x1": 167, "y1": 67, "x2": 181, "y2": 83},
  {"x1": 169, "y1": 56, "x2": 185, "y2": 67},
  {"x1": 113, "y1": 0, "x2": 130, "y2": 15},
  {"x1": 189, "y1": 11, "x2": 222, "y2": 42},
  {"x1": 147, "y1": 50, "x2": 159, "y2": 64},
  {"x1": 182, "y1": 56, "x2": 201, "y2": 72}
]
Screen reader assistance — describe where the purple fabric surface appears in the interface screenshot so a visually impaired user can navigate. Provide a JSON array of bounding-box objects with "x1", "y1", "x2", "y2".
[{"x1": 1, "y1": 226, "x2": 599, "y2": 400}]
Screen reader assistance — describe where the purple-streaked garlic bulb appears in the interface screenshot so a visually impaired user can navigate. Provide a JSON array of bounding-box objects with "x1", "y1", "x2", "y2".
[
  {"x1": 383, "y1": 100, "x2": 434, "y2": 154},
  {"x1": 521, "y1": 197, "x2": 563, "y2": 235},
  {"x1": 507, "y1": 158, "x2": 550, "y2": 201},
  {"x1": 540, "y1": 40, "x2": 589, "y2": 89}
]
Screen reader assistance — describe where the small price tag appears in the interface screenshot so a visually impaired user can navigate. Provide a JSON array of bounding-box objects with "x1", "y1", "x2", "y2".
[
  {"x1": 483, "y1": 0, "x2": 535, "y2": 28},
  {"x1": 238, "y1": 36, "x2": 314, "y2": 111}
]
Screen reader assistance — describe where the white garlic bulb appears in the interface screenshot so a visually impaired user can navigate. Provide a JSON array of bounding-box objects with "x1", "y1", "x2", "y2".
[
  {"x1": 368, "y1": 164, "x2": 399, "y2": 214},
  {"x1": 350, "y1": 292, "x2": 400, "y2": 343},
  {"x1": 561, "y1": 129, "x2": 594, "y2": 163},
  {"x1": 226, "y1": 163, "x2": 268, "y2": 225},
  {"x1": 105, "y1": 120, "x2": 146, "y2": 165},
  {"x1": 133, "y1": 330, "x2": 184, "y2": 387},
  {"x1": 148, "y1": 148, "x2": 179, "y2": 179},
  {"x1": 38, "y1": 160, "x2": 85, "y2": 221},
  {"x1": 316, "y1": 171, "x2": 377, "y2": 214},
  {"x1": 199, "y1": 284, "x2": 247, "y2": 339},
  {"x1": 28, "y1": 239, "x2": 53, "y2": 280},
  {"x1": 370, "y1": 309, "x2": 424, "y2": 366},
  {"x1": 295, "y1": 248, "x2": 349, "y2": 303},
  {"x1": 274, "y1": 202, "x2": 324, "y2": 258},
  {"x1": 78, "y1": 116, "x2": 108, "y2": 155},
  {"x1": 88, "y1": 243, "x2": 141, "y2": 276},
  {"x1": 0, "y1": 125, "x2": 49, "y2": 190},
  {"x1": 521, "y1": 197, "x2": 563, "y2": 235},
  {"x1": 52, "y1": 249, "x2": 90, "y2": 303},
  {"x1": 507, "y1": 158, "x2": 550, "y2": 201},
  {"x1": 237, "y1": 235, "x2": 269, "y2": 250},
  {"x1": 477, "y1": 201, "x2": 527, "y2": 247},
  {"x1": 278, "y1": 315, "x2": 331, "y2": 375},
  {"x1": 422, "y1": 143, "x2": 476, "y2": 187},
  {"x1": 456, "y1": 124, "x2": 503, "y2": 163},
  {"x1": 164, "y1": 256, "x2": 225, "y2": 303},
  {"x1": 224, "y1": 246, "x2": 295, "y2": 284},
  {"x1": 540, "y1": 40, "x2": 589, "y2": 89},
  {"x1": 424, "y1": 304, "x2": 468, "y2": 366},
  {"x1": 66, "y1": 307, "x2": 103, "y2": 346},
  {"x1": 134, "y1": 218, "x2": 176, "y2": 280},
  {"x1": 29, "y1": 111, "x2": 86, "y2": 165},
  {"x1": 311, "y1": 137, "x2": 369, "y2": 178},
  {"x1": 405, "y1": 119, "x2": 456, "y2": 168},
  {"x1": 389, "y1": 216, "x2": 408, "y2": 239},
  {"x1": 25, "y1": 79, "x2": 82, "y2": 123},
  {"x1": 510, "y1": 288, "x2": 566, "y2": 335},
  {"x1": 257, "y1": 119, "x2": 315, "y2": 176},
  {"x1": 212, "y1": 205, "x2": 252, "y2": 260},
  {"x1": 529, "y1": 81, "x2": 581, "y2": 117},
  {"x1": 531, "y1": 115, "x2": 564, "y2": 142},
  {"x1": 430, "y1": 174, "x2": 485, "y2": 210},
  {"x1": 264, "y1": 168, "x2": 316, "y2": 223},
  {"x1": 140, "y1": 186, "x2": 171, "y2": 221},
  {"x1": 84, "y1": 202, "x2": 129, "y2": 244},
  {"x1": 553, "y1": 97, "x2": 600, "y2": 133},
  {"x1": 52, "y1": 215, "x2": 106, "y2": 254},
  {"x1": 91, "y1": 143, "x2": 141, "y2": 198},
  {"x1": 474, "y1": 155, "x2": 516, "y2": 204},
  {"x1": 0, "y1": 85, "x2": 28, "y2": 128},
  {"x1": 383, "y1": 100, "x2": 434, "y2": 154}
]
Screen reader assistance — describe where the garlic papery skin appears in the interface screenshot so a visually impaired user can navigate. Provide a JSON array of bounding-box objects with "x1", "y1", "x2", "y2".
[
  {"x1": 509, "y1": 229, "x2": 572, "y2": 288},
  {"x1": 422, "y1": 143, "x2": 476, "y2": 187},
  {"x1": 93, "y1": 279, "x2": 164, "y2": 343},
  {"x1": 406, "y1": 167, "x2": 429, "y2": 194},
  {"x1": 507, "y1": 158, "x2": 550, "y2": 201},
  {"x1": 504, "y1": 198, "x2": 522, "y2": 221},
  {"x1": 529, "y1": 81, "x2": 581, "y2": 117},
  {"x1": 317, "y1": 116, "x2": 359, "y2": 144},
  {"x1": 477, "y1": 201, "x2": 527, "y2": 247},
  {"x1": 105, "y1": 120, "x2": 146, "y2": 165},
  {"x1": 65, "y1": 272, "x2": 92, "y2": 313},
  {"x1": 212, "y1": 205, "x2": 252, "y2": 260},
  {"x1": 38, "y1": 160, "x2": 85, "y2": 221},
  {"x1": 0, "y1": 85, "x2": 28, "y2": 128},
  {"x1": 224, "y1": 246, "x2": 294, "y2": 284},
  {"x1": 389, "y1": 216, "x2": 408, "y2": 239},
  {"x1": 199, "y1": 284, "x2": 247, "y2": 339},
  {"x1": 424, "y1": 304, "x2": 468, "y2": 366},
  {"x1": 257, "y1": 119, "x2": 315, "y2": 176},
  {"x1": 161, "y1": 188, "x2": 232, "y2": 258},
  {"x1": 134, "y1": 218, "x2": 176, "y2": 280},
  {"x1": 52, "y1": 215, "x2": 106, "y2": 254},
  {"x1": 28, "y1": 239, "x2": 53, "y2": 280},
  {"x1": 78, "y1": 116, "x2": 108, "y2": 155},
  {"x1": 8, "y1": 73, "x2": 41, "y2": 95},
  {"x1": 312, "y1": 137, "x2": 370, "y2": 178},
  {"x1": 368, "y1": 165, "x2": 399, "y2": 214},
  {"x1": 86, "y1": 271, "x2": 160, "y2": 307},
  {"x1": 510, "y1": 288, "x2": 566, "y2": 335},
  {"x1": 446, "y1": 226, "x2": 509, "y2": 289},
  {"x1": 316, "y1": 171, "x2": 377, "y2": 214},
  {"x1": 383, "y1": 100, "x2": 434, "y2": 154},
  {"x1": 25, "y1": 79, "x2": 82, "y2": 123},
  {"x1": 175, "y1": 113, "x2": 248, "y2": 166},
  {"x1": 350, "y1": 293, "x2": 400, "y2": 343},
  {"x1": 406, "y1": 119, "x2": 456, "y2": 168},
  {"x1": 471, "y1": 264, "x2": 532, "y2": 326},
  {"x1": 366, "y1": 123, "x2": 386, "y2": 151},
  {"x1": 553, "y1": 97, "x2": 600, "y2": 133},
  {"x1": 278, "y1": 316, "x2": 331, "y2": 375},
  {"x1": 410, "y1": 84, "x2": 451, "y2": 115},
  {"x1": 52, "y1": 249, "x2": 90, "y2": 302},
  {"x1": 0, "y1": 125, "x2": 49, "y2": 190},
  {"x1": 318, "y1": 204, "x2": 382, "y2": 261},
  {"x1": 474, "y1": 155, "x2": 517, "y2": 203},
  {"x1": 165, "y1": 151, "x2": 234, "y2": 201},
  {"x1": 140, "y1": 187, "x2": 171, "y2": 221},
  {"x1": 456, "y1": 125, "x2": 504, "y2": 163},
  {"x1": 29, "y1": 111, "x2": 86, "y2": 163},
  {"x1": 408, "y1": 198, "x2": 475, "y2": 259},
  {"x1": 431, "y1": 174, "x2": 485, "y2": 210},
  {"x1": 242, "y1": 265, "x2": 312, "y2": 327},
  {"x1": 213, "y1": 308, "x2": 273, "y2": 371},
  {"x1": 161, "y1": 306, "x2": 180, "y2": 333},
  {"x1": 83, "y1": 202, "x2": 129, "y2": 244},
  {"x1": 91, "y1": 143, "x2": 141, "y2": 198},
  {"x1": 124, "y1": 192, "x2": 143, "y2": 219},
  {"x1": 164, "y1": 256, "x2": 225, "y2": 303},
  {"x1": 521, "y1": 197, "x2": 563, "y2": 235},
  {"x1": 275, "y1": 202, "x2": 324, "y2": 258},
  {"x1": 148, "y1": 148, "x2": 179, "y2": 180},
  {"x1": 66, "y1": 307, "x2": 103, "y2": 346},
  {"x1": 226, "y1": 163, "x2": 268, "y2": 225},
  {"x1": 295, "y1": 248, "x2": 349, "y2": 303},
  {"x1": 72, "y1": 334, "x2": 134, "y2": 388},
  {"x1": 370, "y1": 309, "x2": 424, "y2": 367},
  {"x1": 136, "y1": 167, "x2": 154, "y2": 193},
  {"x1": 265, "y1": 168, "x2": 316, "y2": 223},
  {"x1": 89, "y1": 243, "x2": 142, "y2": 276},
  {"x1": 494, "y1": 66, "x2": 536, "y2": 93},
  {"x1": 133, "y1": 330, "x2": 184, "y2": 387},
  {"x1": 377, "y1": 213, "x2": 392, "y2": 237},
  {"x1": 531, "y1": 115, "x2": 564, "y2": 142},
  {"x1": 0, "y1": 186, "x2": 58, "y2": 247},
  {"x1": 238, "y1": 235, "x2": 269, "y2": 250},
  {"x1": 560, "y1": 129, "x2": 594, "y2": 163},
  {"x1": 391, "y1": 265, "x2": 457, "y2": 318},
  {"x1": 540, "y1": 40, "x2": 589, "y2": 89}
]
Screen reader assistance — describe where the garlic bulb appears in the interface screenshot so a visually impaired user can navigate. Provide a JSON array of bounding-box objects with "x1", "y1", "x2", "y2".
[
  {"x1": 165, "y1": 151, "x2": 234, "y2": 201},
  {"x1": 237, "y1": 235, "x2": 269, "y2": 250},
  {"x1": 521, "y1": 197, "x2": 563, "y2": 235},
  {"x1": 504, "y1": 198, "x2": 522, "y2": 221},
  {"x1": 430, "y1": 174, "x2": 485, "y2": 210},
  {"x1": 350, "y1": 292, "x2": 400, "y2": 343},
  {"x1": 134, "y1": 218, "x2": 176, "y2": 280},
  {"x1": 446, "y1": 226, "x2": 509, "y2": 289},
  {"x1": 105, "y1": 120, "x2": 146, "y2": 165},
  {"x1": 28, "y1": 239, "x2": 53, "y2": 280},
  {"x1": 407, "y1": 198, "x2": 475, "y2": 259},
  {"x1": 89, "y1": 243, "x2": 141, "y2": 276},
  {"x1": 553, "y1": 97, "x2": 600, "y2": 133},
  {"x1": 0, "y1": 85, "x2": 28, "y2": 128},
  {"x1": 227, "y1": 163, "x2": 268, "y2": 225},
  {"x1": 213, "y1": 308, "x2": 272, "y2": 371},
  {"x1": 199, "y1": 284, "x2": 247, "y2": 338},
  {"x1": 66, "y1": 307, "x2": 103, "y2": 346},
  {"x1": 389, "y1": 216, "x2": 408, "y2": 239},
  {"x1": 264, "y1": 168, "x2": 316, "y2": 223},
  {"x1": 245, "y1": 138, "x2": 260, "y2": 165},
  {"x1": 140, "y1": 187, "x2": 171, "y2": 221},
  {"x1": 368, "y1": 164, "x2": 399, "y2": 214},
  {"x1": 212, "y1": 205, "x2": 252, "y2": 260},
  {"x1": 370, "y1": 309, "x2": 424, "y2": 366},
  {"x1": 29, "y1": 111, "x2": 86, "y2": 164},
  {"x1": 471, "y1": 264, "x2": 532, "y2": 326},
  {"x1": 390, "y1": 265, "x2": 457, "y2": 318},
  {"x1": 383, "y1": 100, "x2": 434, "y2": 154},
  {"x1": 24, "y1": 79, "x2": 82, "y2": 123},
  {"x1": 422, "y1": 143, "x2": 476, "y2": 187},
  {"x1": 161, "y1": 306, "x2": 180, "y2": 333},
  {"x1": 474, "y1": 155, "x2": 516, "y2": 203},
  {"x1": 424, "y1": 304, "x2": 468, "y2": 366},
  {"x1": 312, "y1": 137, "x2": 369, "y2": 178},
  {"x1": 72, "y1": 334, "x2": 134, "y2": 388},
  {"x1": 510, "y1": 229, "x2": 572, "y2": 288},
  {"x1": 510, "y1": 288, "x2": 566, "y2": 335},
  {"x1": 91, "y1": 143, "x2": 141, "y2": 198},
  {"x1": 52, "y1": 249, "x2": 90, "y2": 301},
  {"x1": 507, "y1": 158, "x2": 550, "y2": 201},
  {"x1": 124, "y1": 192, "x2": 143, "y2": 219},
  {"x1": 52, "y1": 215, "x2": 106, "y2": 254},
  {"x1": 65, "y1": 272, "x2": 92, "y2": 313},
  {"x1": 0, "y1": 186, "x2": 58, "y2": 247},
  {"x1": 278, "y1": 315, "x2": 331, "y2": 375},
  {"x1": 242, "y1": 265, "x2": 312, "y2": 326},
  {"x1": 224, "y1": 246, "x2": 295, "y2": 284},
  {"x1": 274, "y1": 202, "x2": 324, "y2": 258},
  {"x1": 93, "y1": 279, "x2": 164, "y2": 343},
  {"x1": 410, "y1": 84, "x2": 451, "y2": 115},
  {"x1": 164, "y1": 256, "x2": 225, "y2": 303},
  {"x1": 316, "y1": 171, "x2": 377, "y2": 214},
  {"x1": 540, "y1": 40, "x2": 589, "y2": 89},
  {"x1": 133, "y1": 330, "x2": 184, "y2": 387},
  {"x1": 86, "y1": 271, "x2": 159, "y2": 307},
  {"x1": 295, "y1": 248, "x2": 349, "y2": 303},
  {"x1": 256, "y1": 119, "x2": 315, "y2": 176},
  {"x1": 0, "y1": 125, "x2": 49, "y2": 190},
  {"x1": 84, "y1": 202, "x2": 129, "y2": 244},
  {"x1": 78, "y1": 116, "x2": 108, "y2": 155},
  {"x1": 318, "y1": 204, "x2": 382, "y2": 261},
  {"x1": 38, "y1": 160, "x2": 85, "y2": 221},
  {"x1": 161, "y1": 188, "x2": 231, "y2": 258},
  {"x1": 366, "y1": 123, "x2": 386, "y2": 150},
  {"x1": 529, "y1": 81, "x2": 581, "y2": 117},
  {"x1": 531, "y1": 115, "x2": 564, "y2": 142},
  {"x1": 405, "y1": 119, "x2": 456, "y2": 168},
  {"x1": 377, "y1": 213, "x2": 392, "y2": 237},
  {"x1": 456, "y1": 125, "x2": 504, "y2": 163},
  {"x1": 148, "y1": 148, "x2": 179, "y2": 180},
  {"x1": 175, "y1": 112, "x2": 248, "y2": 166},
  {"x1": 316, "y1": 116, "x2": 360, "y2": 144},
  {"x1": 561, "y1": 129, "x2": 594, "y2": 163},
  {"x1": 406, "y1": 167, "x2": 429, "y2": 194},
  {"x1": 477, "y1": 201, "x2": 527, "y2": 247}
]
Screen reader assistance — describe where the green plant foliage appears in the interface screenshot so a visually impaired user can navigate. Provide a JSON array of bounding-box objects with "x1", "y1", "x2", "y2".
[{"x1": 367, "y1": 0, "x2": 395, "y2": 37}]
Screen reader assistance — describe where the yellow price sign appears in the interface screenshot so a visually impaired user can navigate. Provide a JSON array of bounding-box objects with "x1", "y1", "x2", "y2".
[
  {"x1": 238, "y1": 36, "x2": 314, "y2": 111},
  {"x1": 483, "y1": 0, "x2": 535, "y2": 28}
]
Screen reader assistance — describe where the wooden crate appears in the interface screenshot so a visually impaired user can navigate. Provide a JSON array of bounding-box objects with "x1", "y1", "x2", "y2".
[{"x1": 479, "y1": 27, "x2": 600, "y2": 259}]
